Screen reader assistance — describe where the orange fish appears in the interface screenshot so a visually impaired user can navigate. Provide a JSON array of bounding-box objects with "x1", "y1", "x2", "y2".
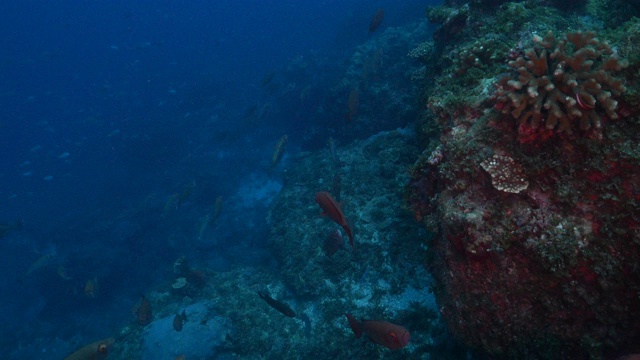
[
  {"x1": 315, "y1": 191, "x2": 354, "y2": 249},
  {"x1": 63, "y1": 337, "x2": 114, "y2": 360},
  {"x1": 345, "y1": 313, "x2": 410, "y2": 350},
  {"x1": 368, "y1": 9, "x2": 384, "y2": 33}
]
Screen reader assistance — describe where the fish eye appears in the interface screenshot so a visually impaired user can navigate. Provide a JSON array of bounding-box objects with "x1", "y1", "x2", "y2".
[{"x1": 98, "y1": 343, "x2": 108, "y2": 354}]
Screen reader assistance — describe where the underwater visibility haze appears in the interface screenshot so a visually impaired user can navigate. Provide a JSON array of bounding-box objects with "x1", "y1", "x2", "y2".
[{"x1": 1, "y1": 0, "x2": 640, "y2": 359}]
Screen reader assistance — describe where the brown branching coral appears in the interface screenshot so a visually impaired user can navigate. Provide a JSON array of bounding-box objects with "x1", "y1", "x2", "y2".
[{"x1": 495, "y1": 31, "x2": 627, "y2": 140}]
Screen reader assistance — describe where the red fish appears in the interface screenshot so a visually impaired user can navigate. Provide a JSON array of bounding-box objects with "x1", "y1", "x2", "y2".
[
  {"x1": 315, "y1": 191, "x2": 354, "y2": 249},
  {"x1": 345, "y1": 313, "x2": 410, "y2": 350},
  {"x1": 368, "y1": 9, "x2": 384, "y2": 33}
]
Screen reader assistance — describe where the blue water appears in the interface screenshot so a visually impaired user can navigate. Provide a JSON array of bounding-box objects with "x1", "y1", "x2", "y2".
[{"x1": 0, "y1": 0, "x2": 433, "y2": 358}]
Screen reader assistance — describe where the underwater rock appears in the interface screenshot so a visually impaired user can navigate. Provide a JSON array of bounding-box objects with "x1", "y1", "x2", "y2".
[
  {"x1": 408, "y1": 3, "x2": 640, "y2": 357},
  {"x1": 142, "y1": 300, "x2": 231, "y2": 360}
]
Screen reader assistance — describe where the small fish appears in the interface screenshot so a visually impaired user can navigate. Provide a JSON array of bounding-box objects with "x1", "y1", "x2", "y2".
[
  {"x1": 43, "y1": 175, "x2": 53, "y2": 181},
  {"x1": 368, "y1": 9, "x2": 385, "y2": 33},
  {"x1": 135, "y1": 295, "x2": 153, "y2": 325},
  {"x1": 58, "y1": 152, "x2": 70, "y2": 159},
  {"x1": 345, "y1": 313, "x2": 410, "y2": 350},
  {"x1": 211, "y1": 196, "x2": 223, "y2": 224},
  {"x1": 270, "y1": 135, "x2": 288, "y2": 170},
  {"x1": 258, "y1": 291, "x2": 296, "y2": 317},
  {"x1": 327, "y1": 137, "x2": 340, "y2": 166},
  {"x1": 173, "y1": 310, "x2": 187, "y2": 332},
  {"x1": 315, "y1": 191, "x2": 354, "y2": 249}
]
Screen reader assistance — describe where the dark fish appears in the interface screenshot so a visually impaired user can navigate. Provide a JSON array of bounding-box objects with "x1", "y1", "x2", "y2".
[
  {"x1": 136, "y1": 296, "x2": 153, "y2": 325},
  {"x1": 258, "y1": 291, "x2": 296, "y2": 317},
  {"x1": 368, "y1": 9, "x2": 384, "y2": 33},
  {"x1": 173, "y1": 310, "x2": 187, "y2": 332}
]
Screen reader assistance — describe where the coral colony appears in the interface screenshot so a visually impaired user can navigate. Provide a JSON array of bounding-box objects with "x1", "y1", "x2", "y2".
[{"x1": 495, "y1": 31, "x2": 627, "y2": 142}]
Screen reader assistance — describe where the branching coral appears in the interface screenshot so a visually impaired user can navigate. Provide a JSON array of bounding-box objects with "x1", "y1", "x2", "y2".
[{"x1": 495, "y1": 31, "x2": 627, "y2": 140}]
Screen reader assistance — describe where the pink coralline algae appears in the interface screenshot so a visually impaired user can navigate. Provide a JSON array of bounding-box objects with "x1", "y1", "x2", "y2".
[{"x1": 494, "y1": 31, "x2": 627, "y2": 143}]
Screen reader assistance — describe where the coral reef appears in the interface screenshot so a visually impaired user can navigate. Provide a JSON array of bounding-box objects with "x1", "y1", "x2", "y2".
[
  {"x1": 495, "y1": 31, "x2": 627, "y2": 142},
  {"x1": 265, "y1": 129, "x2": 458, "y2": 359}
]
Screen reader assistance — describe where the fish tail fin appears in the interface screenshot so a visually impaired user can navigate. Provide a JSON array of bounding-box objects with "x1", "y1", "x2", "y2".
[
  {"x1": 342, "y1": 224, "x2": 354, "y2": 249},
  {"x1": 345, "y1": 313, "x2": 362, "y2": 339}
]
